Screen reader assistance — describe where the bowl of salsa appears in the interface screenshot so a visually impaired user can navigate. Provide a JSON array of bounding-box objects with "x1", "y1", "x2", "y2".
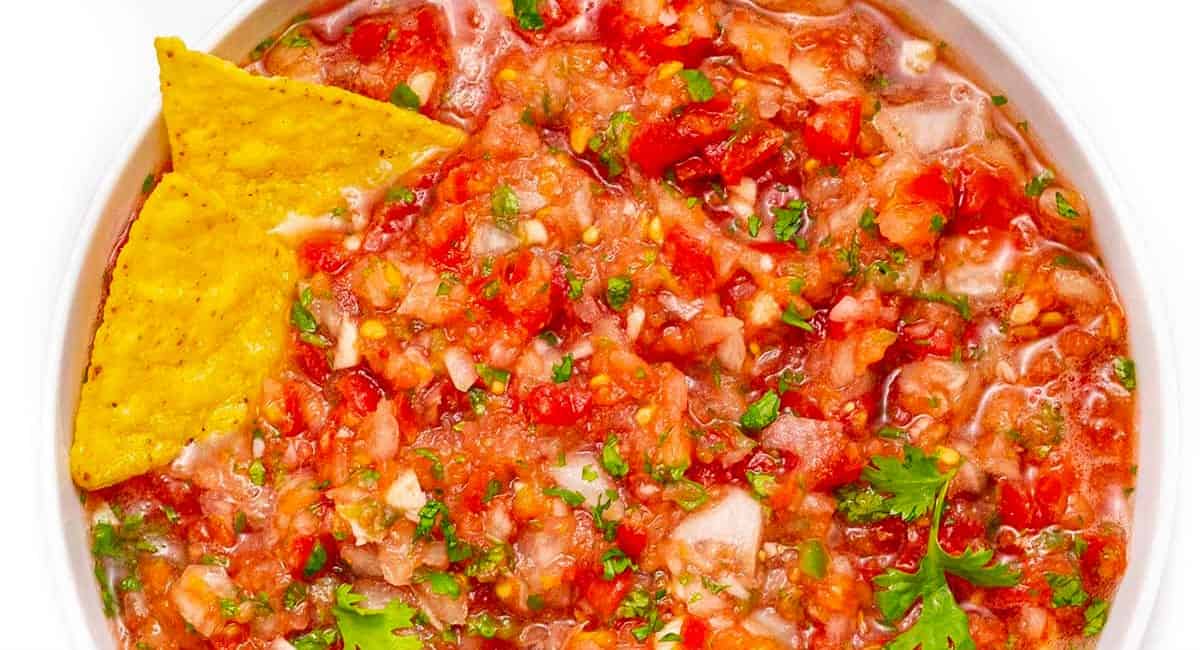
[{"x1": 44, "y1": 0, "x2": 1179, "y2": 648}]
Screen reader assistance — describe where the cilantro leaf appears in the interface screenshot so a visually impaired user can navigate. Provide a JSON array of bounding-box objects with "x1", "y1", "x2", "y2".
[
  {"x1": 740, "y1": 390, "x2": 780, "y2": 431},
  {"x1": 866, "y1": 455, "x2": 1020, "y2": 650},
  {"x1": 1114, "y1": 357, "x2": 1137, "y2": 391},
  {"x1": 940, "y1": 547, "x2": 1022, "y2": 587},
  {"x1": 601, "y1": 434, "x2": 629, "y2": 478},
  {"x1": 389, "y1": 83, "x2": 420, "y2": 110},
  {"x1": 1025, "y1": 169, "x2": 1055, "y2": 197},
  {"x1": 911, "y1": 290, "x2": 971, "y2": 320},
  {"x1": 678, "y1": 69, "x2": 715, "y2": 103},
  {"x1": 513, "y1": 0, "x2": 544, "y2": 30},
  {"x1": 552, "y1": 354, "x2": 573, "y2": 383},
  {"x1": 606, "y1": 276, "x2": 633, "y2": 311},
  {"x1": 601, "y1": 547, "x2": 633, "y2": 580},
  {"x1": 588, "y1": 111, "x2": 637, "y2": 177},
  {"x1": 1084, "y1": 599, "x2": 1109, "y2": 636},
  {"x1": 861, "y1": 446, "x2": 951, "y2": 521},
  {"x1": 417, "y1": 571, "x2": 462, "y2": 599},
  {"x1": 1055, "y1": 192, "x2": 1080, "y2": 219},
  {"x1": 332, "y1": 585, "x2": 421, "y2": 650},
  {"x1": 884, "y1": 581, "x2": 974, "y2": 650},
  {"x1": 292, "y1": 628, "x2": 338, "y2": 650},
  {"x1": 772, "y1": 200, "x2": 808, "y2": 242},
  {"x1": 543, "y1": 486, "x2": 585, "y2": 507},
  {"x1": 835, "y1": 484, "x2": 891, "y2": 524},
  {"x1": 1046, "y1": 572, "x2": 1088, "y2": 608}
]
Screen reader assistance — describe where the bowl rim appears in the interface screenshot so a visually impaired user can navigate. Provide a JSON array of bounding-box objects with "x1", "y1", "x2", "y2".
[{"x1": 39, "y1": 0, "x2": 1181, "y2": 648}]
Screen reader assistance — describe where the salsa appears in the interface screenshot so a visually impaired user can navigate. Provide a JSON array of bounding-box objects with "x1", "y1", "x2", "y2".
[{"x1": 85, "y1": 0, "x2": 1138, "y2": 648}]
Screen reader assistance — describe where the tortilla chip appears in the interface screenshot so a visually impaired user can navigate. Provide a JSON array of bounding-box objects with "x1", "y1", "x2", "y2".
[
  {"x1": 71, "y1": 174, "x2": 297, "y2": 489},
  {"x1": 155, "y1": 37, "x2": 466, "y2": 224},
  {"x1": 71, "y1": 39, "x2": 467, "y2": 488}
]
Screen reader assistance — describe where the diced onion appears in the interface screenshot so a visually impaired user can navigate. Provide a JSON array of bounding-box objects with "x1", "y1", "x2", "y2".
[{"x1": 444, "y1": 347, "x2": 478, "y2": 392}]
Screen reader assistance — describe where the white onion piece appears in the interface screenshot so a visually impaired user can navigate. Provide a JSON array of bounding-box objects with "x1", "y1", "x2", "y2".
[
  {"x1": 170, "y1": 565, "x2": 237, "y2": 638},
  {"x1": 744, "y1": 608, "x2": 800, "y2": 649},
  {"x1": 874, "y1": 98, "x2": 986, "y2": 156},
  {"x1": 659, "y1": 292, "x2": 704, "y2": 321},
  {"x1": 471, "y1": 223, "x2": 520, "y2": 257},
  {"x1": 333, "y1": 316, "x2": 359, "y2": 370},
  {"x1": 670, "y1": 489, "x2": 762, "y2": 576},
  {"x1": 693, "y1": 316, "x2": 744, "y2": 347},
  {"x1": 443, "y1": 347, "x2": 478, "y2": 392},
  {"x1": 365, "y1": 400, "x2": 399, "y2": 462},
  {"x1": 548, "y1": 452, "x2": 625, "y2": 520},
  {"x1": 386, "y1": 468, "x2": 427, "y2": 521}
]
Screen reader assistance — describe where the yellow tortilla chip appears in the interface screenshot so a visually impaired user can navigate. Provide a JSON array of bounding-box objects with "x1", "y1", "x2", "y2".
[
  {"x1": 71, "y1": 174, "x2": 296, "y2": 489},
  {"x1": 155, "y1": 37, "x2": 466, "y2": 224},
  {"x1": 72, "y1": 39, "x2": 466, "y2": 489}
]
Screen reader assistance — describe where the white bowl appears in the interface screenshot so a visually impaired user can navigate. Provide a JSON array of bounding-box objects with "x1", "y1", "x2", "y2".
[{"x1": 41, "y1": 0, "x2": 1181, "y2": 647}]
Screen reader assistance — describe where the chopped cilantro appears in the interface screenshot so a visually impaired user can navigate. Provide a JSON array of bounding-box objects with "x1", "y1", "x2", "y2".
[
  {"x1": 1084, "y1": 599, "x2": 1109, "y2": 636},
  {"x1": 1046, "y1": 573, "x2": 1088, "y2": 608},
  {"x1": 859, "y1": 207, "x2": 878, "y2": 232},
  {"x1": 601, "y1": 547, "x2": 633, "y2": 580},
  {"x1": 602, "y1": 435, "x2": 629, "y2": 478},
  {"x1": 482, "y1": 478, "x2": 503, "y2": 503},
  {"x1": 772, "y1": 200, "x2": 808, "y2": 242},
  {"x1": 588, "y1": 111, "x2": 637, "y2": 177},
  {"x1": 1055, "y1": 192, "x2": 1080, "y2": 219},
  {"x1": 418, "y1": 571, "x2": 462, "y2": 599},
  {"x1": 303, "y1": 540, "x2": 328, "y2": 578},
  {"x1": 781, "y1": 302, "x2": 815, "y2": 332},
  {"x1": 930, "y1": 213, "x2": 946, "y2": 233},
  {"x1": 468, "y1": 387, "x2": 488, "y2": 415},
  {"x1": 291, "y1": 628, "x2": 337, "y2": 650},
  {"x1": 671, "y1": 479, "x2": 710, "y2": 511},
  {"x1": 991, "y1": 94, "x2": 1008, "y2": 106},
  {"x1": 389, "y1": 83, "x2": 420, "y2": 110},
  {"x1": 1025, "y1": 169, "x2": 1055, "y2": 197},
  {"x1": 513, "y1": 0, "x2": 545, "y2": 30},
  {"x1": 747, "y1": 214, "x2": 762, "y2": 237},
  {"x1": 491, "y1": 185, "x2": 520, "y2": 229},
  {"x1": 282, "y1": 32, "x2": 311, "y2": 48},
  {"x1": 746, "y1": 470, "x2": 776, "y2": 498},
  {"x1": 678, "y1": 69, "x2": 715, "y2": 103},
  {"x1": 543, "y1": 486, "x2": 586, "y2": 507},
  {"x1": 740, "y1": 390, "x2": 780, "y2": 431},
  {"x1": 912, "y1": 290, "x2": 971, "y2": 320},
  {"x1": 332, "y1": 584, "x2": 421, "y2": 650},
  {"x1": 606, "y1": 276, "x2": 633, "y2": 311},
  {"x1": 552, "y1": 354, "x2": 573, "y2": 383},
  {"x1": 835, "y1": 484, "x2": 890, "y2": 524},
  {"x1": 248, "y1": 459, "x2": 266, "y2": 486},
  {"x1": 1114, "y1": 357, "x2": 1137, "y2": 391}
]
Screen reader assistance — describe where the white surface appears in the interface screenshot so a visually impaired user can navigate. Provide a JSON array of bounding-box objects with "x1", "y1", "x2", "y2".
[{"x1": 0, "y1": 0, "x2": 1196, "y2": 648}]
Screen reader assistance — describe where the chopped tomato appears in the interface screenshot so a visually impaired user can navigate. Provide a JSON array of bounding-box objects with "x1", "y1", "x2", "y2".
[
  {"x1": 330, "y1": 368, "x2": 385, "y2": 415},
  {"x1": 802, "y1": 99, "x2": 862, "y2": 166},
  {"x1": 662, "y1": 229, "x2": 715, "y2": 293},
  {"x1": 524, "y1": 383, "x2": 592, "y2": 425},
  {"x1": 629, "y1": 101, "x2": 736, "y2": 178}
]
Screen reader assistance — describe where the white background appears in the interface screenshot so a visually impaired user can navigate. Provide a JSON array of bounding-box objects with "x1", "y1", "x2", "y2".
[{"x1": 0, "y1": 0, "x2": 1195, "y2": 647}]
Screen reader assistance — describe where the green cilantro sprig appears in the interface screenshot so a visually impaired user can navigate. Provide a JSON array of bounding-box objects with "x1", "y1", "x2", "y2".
[
  {"x1": 332, "y1": 584, "x2": 421, "y2": 650},
  {"x1": 855, "y1": 447, "x2": 1021, "y2": 650}
]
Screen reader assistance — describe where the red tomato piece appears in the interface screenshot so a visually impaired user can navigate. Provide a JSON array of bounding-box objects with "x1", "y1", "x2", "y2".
[
  {"x1": 524, "y1": 383, "x2": 592, "y2": 425},
  {"x1": 288, "y1": 534, "x2": 337, "y2": 581},
  {"x1": 293, "y1": 338, "x2": 331, "y2": 383},
  {"x1": 802, "y1": 100, "x2": 862, "y2": 166},
  {"x1": 582, "y1": 571, "x2": 632, "y2": 619},
  {"x1": 348, "y1": 18, "x2": 392, "y2": 62},
  {"x1": 1080, "y1": 532, "x2": 1126, "y2": 595},
  {"x1": 298, "y1": 237, "x2": 351, "y2": 275},
  {"x1": 629, "y1": 102, "x2": 736, "y2": 178},
  {"x1": 997, "y1": 480, "x2": 1032, "y2": 531},
  {"x1": 662, "y1": 229, "x2": 715, "y2": 293},
  {"x1": 706, "y1": 123, "x2": 786, "y2": 184},
  {"x1": 681, "y1": 617, "x2": 709, "y2": 650},
  {"x1": 331, "y1": 368, "x2": 385, "y2": 415},
  {"x1": 615, "y1": 522, "x2": 648, "y2": 558}
]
